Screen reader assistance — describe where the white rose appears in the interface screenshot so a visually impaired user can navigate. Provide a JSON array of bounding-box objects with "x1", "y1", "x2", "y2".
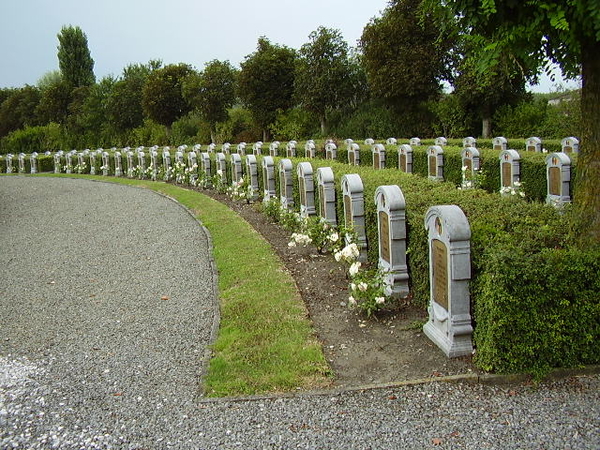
[
  {"x1": 349, "y1": 262, "x2": 361, "y2": 277},
  {"x1": 358, "y1": 282, "x2": 368, "y2": 292},
  {"x1": 375, "y1": 296, "x2": 385, "y2": 304}
]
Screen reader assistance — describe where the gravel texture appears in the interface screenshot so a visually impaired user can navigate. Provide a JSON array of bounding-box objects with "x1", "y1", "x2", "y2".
[{"x1": 1, "y1": 176, "x2": 599, "y2": 450}]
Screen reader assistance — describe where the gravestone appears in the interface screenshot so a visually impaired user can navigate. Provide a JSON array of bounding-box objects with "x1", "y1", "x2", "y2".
[
  {"x1": 561, "y1": 136, "x2": 579, "y2": 154},
  {"x1": 18, "y1": 153, "x2": 26, "y2": 173},
  {"x1": 499, "y1": 149, "x2": 521, "y2": 192},
  {"x1": 428, "y1": 145, "x2": 444, "y2": 181},
  {"x1": 162, "y1": 149, "x2": 171, "y2": 180},
  {"x1": 54, "y1": 153, "x2": 62, "y2": 173},
  {"x1": 149, "y1": 150, "x2": 158, "y2": 179},
  {"x1": 278, "y1": 158, "x2": 294, "y2": 209},
  {"x1": 546, "y1": 152, "x2": 571, "y2": 207},
  {"x1": 325, "y1": 141, "x2": 337, "y2": 160},
  {"x1": 423, "y1": 205, "x2": 473, "y2": 357},
  {"x1": 253, "y1": 141, "x2": 263, "y2": 155},
  {"x1": 222, "y1": 143, "x2": 231, "y2": 155},
  {"x1": 237, "y1": 142, "x2": 247, "y2": 155},
  {"x1": 386, "y1": 137, "x2": 397, "y2": 146},
  {"x1": 137, "y1": 151, "x2": 146, "y2": 173},
  {"x1": 188, "y1": 151, "x2": 198, "y2": 184},
  {"x1": 305, "y1": 140, "x2": 316, "y2": 158},
  {"x1": 297, "y1": 162, "x2": 316, "y2": 218},
  {"x1": 269, "y1": 141, "x2": 280, "y2": 157},
  {"x1": 126, "y1": 151, "x2": 135, "y2": 177},
  {"x1": 245, "y1": 154, "x2": 259, "y2": 201},
  {"x1": 193, "y1": 144, "x2": 202, "y2": 152},
  {"x1": 102, "y1": 152, "x2": 110, "y2": 176},
  {"x1": 29, "y1": 152, "x2": 38, "y2": 174},
  {"x1": 230, "y1": 153, "x2": 243, "y2": 183},
  {"x1": 341, "y1": 174, "x2": 368, "y2": 261},
  {"x1": 316, "y1": 167, "x2": 337, "y2": 225},
  {"x1": 175, "y1": 151, "x2": 184, "y2": 165},
  {"x1": 286, "y1": 140, "x2": 297, "y2": 158},
  {"x1": 364, "y1": 138, "x2": 375, "y2": 146},
  {"x1": 492, "y1": 136, "x2": 508, "y2": 152},
  {"x1": 434, "y1": 137, "x2": 447, "y2": 147},
  {"x1": 65, "y1": 153, "x2": 73, "y2": 174},
  {"x1": 216, "y1": 152, "x2": 227, "y2": 176},
  {"x1": 262, "y1": 156, "x2": 276, "y2": 202},
  {"x1": 207, "y1": 143, "x2": 216, "y2": 153},
  {"x1": 398, "y1": 144, "x2": 413, "y2": 173},
  {"x1": 348, "y1": 142, "x2": 360, "y2": 166},
  {"x1": 372, "y1": 143, "x2": 386, "y2": 169},
  {"x1": 89, "y1": 152, "x2": 96, "y2": 175},
  {"x1": 374, "y1": 185, "x2": 409, "y2": 298},
  {"x1": 201, "y1": 152, "x2": 211, "y2": 184},
  {"x1": 462, "y1": 137, "x2": 476, "y2": 148},
  {"x1": 409, "y1": 137, "x2": 421, "y2": 146},
  {"x1": 114, "y1": 151, "x2": 122, "y2": 177},
  {"x1": 525, "y1": 136, "x2": 542, "y2": 152},
  {"x1": 5, "y1": 154, "x2": 14, "y2": 173},
  {"x1": 461, "y1": 147, "x2": 480, "y2": 188}
]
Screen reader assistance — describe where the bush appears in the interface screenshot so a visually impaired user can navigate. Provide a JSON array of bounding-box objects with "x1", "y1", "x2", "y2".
[{"x1": 0, "y1": 123, "x2": 65, "y2": 154}]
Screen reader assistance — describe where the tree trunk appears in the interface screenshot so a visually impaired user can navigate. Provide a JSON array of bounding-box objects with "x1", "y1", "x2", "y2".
[
  {"x1": 210, "y1": 126, "x2": 216, "y2": 145},
  {"x1": 262, "y1": 129, "x2": 270, "y2": 142},
  {"x1": 320, "y1": 114, "x2": 327, "y2": 136},
  {"x1": 574, "y1": 38, "x2": 600, "y2": 246},
  {"x1": 481, "y1": 116, "x2": 491, "y2": 139}
]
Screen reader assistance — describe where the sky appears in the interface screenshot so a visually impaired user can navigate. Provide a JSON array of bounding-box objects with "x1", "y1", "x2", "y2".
[{"x1": 0, "y1": 0, "x2": 580, "y2": 93}]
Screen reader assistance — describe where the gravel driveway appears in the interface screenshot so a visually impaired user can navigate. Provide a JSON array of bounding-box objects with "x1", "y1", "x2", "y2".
[{"x1": 1, "y1": 176, "x2": 598, "y2": 449}]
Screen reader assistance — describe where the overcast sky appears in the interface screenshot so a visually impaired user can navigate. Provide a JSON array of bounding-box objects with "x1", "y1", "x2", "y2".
[{"x1": 0, "y1": 0, "x2": 580, "y2": 92}]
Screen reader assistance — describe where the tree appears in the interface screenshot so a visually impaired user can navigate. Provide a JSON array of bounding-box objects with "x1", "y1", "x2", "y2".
[
  {"x1": 142, "y1": 63, "x2": 193, "y2": 132},
  {"x1": 0, "y1": 86, "x2": 41, "y2": 137},
  {"x1": 438, "y1": 0, "x2": 600, "y2": 243},
  {"x1": 238, "y1": 37, "x2": 297, "y2": 141},
  {"x1": 35, "y1": 80, "x2": 72, "y2": 125},
  {"x1": 57, "y1": 25, "x2": 95, "y2": 88},
  {"x1": 360, "y1": 0, "x2": 455, "y2": 111},
  {"x1": 183, "y1": 60, "x2": 237, "y2": 143},
  {"x1": 294, "y1": 27, "x2": 356, "y2": 135}
]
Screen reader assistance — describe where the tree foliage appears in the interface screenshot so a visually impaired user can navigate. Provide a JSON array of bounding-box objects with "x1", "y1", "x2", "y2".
[
  {"x1": 57, "y1": 25, "x2": 96, "y2": 88},
  {"x1": 238, "y1": 37, "x2": 296, "y2": 140},
  {"x1": 35, "y1": 80, "x2": 72, "y2": 125},
  {"x1": 0, "y1": 86, "x2": 41, "y2": 137},
  {"x1": 142, "y1": 63, "x2": 193, "y2": 129}
]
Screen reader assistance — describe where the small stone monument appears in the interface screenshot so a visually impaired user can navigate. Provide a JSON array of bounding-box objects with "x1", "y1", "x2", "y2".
[
  {"x1": 561, "y1": 136, "x2": 579, "y2": 154},
  {"x1": 423, "y1": 205, "x2": 473, "y2": 358},
  {"x1": 462, "y1": 137, "x2": 476, "y2": 148},
  {"x1": 6, "y1": 154, "x2": 14, "y2": 173},
  {"x1": 114, "y1": 151, "x2": 122, "y2": 177},
  {"x1": 175, "y1": 151, "x2": 184, "y2": 165},
  {"x1": 348, "y1": 142, "x2": 360, "y2": 166},
  {"x1": 409, "y1": 137, "x2": 421, "y2": 146},
  {"x1": 375, "y1": 185, "x2": 409, "y2": 297},
  {"x1": 305, "y1": 140, "x2": 316, "y2": 158},
  {"x1": 269, "y1": 141, "x2": 280, "y2": 157},
  {"x1": 262, "y1": 156, "x2": 276, "y2": 202},
  {"x1": 207, "y1": 143, "x2": 216, "y2": 153},
  {"x1": 201, "y1": 152, "x2": 211, "y2": 183},
  {"x1": 297, "y1": 162, "x2": 316, "y2": 218},
  {"x1": 65, "y1": 153, "x2": 73, "y2": 174},
  {"x1": 546, "y1": 152, "x2": 571, "y2": 207},
  {"x1": 253, "y1": 141, "x2": 263, "y2": 156},
  {"x1": 222, "y1": 143, "x2": 231, "y2": 155},
  {"x1": 30, "y1": 152, "x2": 38, "y2": 174},
  {"x1": 364, "y1": 138, "x2": 375, "y2": 146},
  {"x1": 138, "y1": 151, "x2": 146, "y2": 172},
  {"x1": 245, "y1": 154, "x2": 259, "y2": 201},
  {"x1": 492, "y1": 136, "x2": 508, "y2": 152},
  {"x1": 398, "y1": 144, "x2": 413, "y2": 173},
  {"x1": 316, "y1": 167, "x2": 337, "y2": 225},
  {"x1": 372, "y1": 143, "x2": 386, "y2": 169},
  {"x1": 230, "y1": 153, "x2": 243, "y2": 183},
  {"x1": 216, "y1": 152, "x2": 227, "y2": 176},
  {"x1": 499, "y1": 149, "x2": 521, "y2": 193},
  {"x1": 237, "y1": 142, "x2": 246, "y2": 156},
  {"x1": 325, "y1": 141, "x2": 337, "y2": 160},
  {"x1": 278, "y1": 158, "x2": 294, "y2": 209},
  {"x1": 188, "y1": 151, "x2": 198, "y2": 184},
  {"x1": 386, "y1": 137, "x2": 397, "y2": 145},
  {"x1": 102, "y1": 152, "x2": 110, "y2": 176},
  {"x1": 126, "y1": 151, "x2": 135, "y2": 177},
  {"x1": 434, "y1": 137, "x2": 447, "y2": 147},
  {"x1": 286, "y1": 140, "x2": 297, "y2": 158},
  {"x1": 461, "y1": 147, "x2": 480, "y2": 187},
  {"x1": 428, "y1": 145, "x2": 444, "y2": 181},
  {"x1": 525, "y1": 137, "x2": 542, "y2": 152},
  {"x1": 54, "y1": 153, "x2": 62, "y2": 173},
  {"x1": 18, "y1": 153, "x2": 26, "y2": 173},
  {"x1": 341, "y1": 174, "x2": 367, "y2": 261},
  {"x1": 89, "y1": 152, "x2": 96, "y2": 175}
]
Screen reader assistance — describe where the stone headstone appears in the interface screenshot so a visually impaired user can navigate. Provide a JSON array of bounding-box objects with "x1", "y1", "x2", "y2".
[
  {"x1": 137, "y1": 151, "x2": 146, "y2": 173},
  {"x1": 297, "y1": 162, "x2": 316, "y2": 218},
  {"x1": 102, "y1": 152, "x2": 110, "y2": 176},
  {"x1": 525, "y1": 136, "x2": 542, "y2": 152},
  {"x1": 89, "y1": 152, "x2": 96, "y2": 175},
  {"x1": 201, "y1": 152, "x2": 211, "y2": 184},
  {"x1": 398, "y1": 144, "x2": 413, "y2": 173},
  {"x1": 18, "y1": 153, "x2": 26, "y2": 173},
  {"x1": 561, "y1": 136, "x2": 579, "y2": 154},
  {"x1": 348, "y1": 142, "x2": 360, "y2": 166},
  {"x1": 434, "y1": 137, "x2": 447, "y2": 147},
  {"x1": 462, "y1": 137, "x2": 476, "y2": 148},
  {"x1": 461, "y1": 147, "x2": 480, "y2": 188},
  {"x1": 193, "y1": 144, "x2": 202, "y2": 152},
  {"x1": 175, "y1": 151, "x2": 184, "y2": 165},
  {"x1": 162, "y1": 150, "x2": 171, "y2": 180},
  {"x1": 492, "y1": 136, "x2": 508, "y2": 152},
  {"x1": 245, "y1": 154, "x2": 259, "y2": 201},
  {"x1": 216, "y1": 152, "x2": 227, "y2": 177},
  {"x1": 364, "y1": 138, "x2": 375, "y2": 146},
  {"x1": 114, "y1": 151, "x2": 122, "y2": 177},
  {"x1": 29, "y1": 152, "x2": 38, "y2": 174},
  {"x1": 262, "y1": 156, "x2": 276, "y2": 203},
  {"x1": 546, "y1": 152, "x2": 571, "y2": 207},
  {"x1": 372, "y1": 143, "x2": 386, "y2": 169},
  {"x1": 222, "y1": 143, "x2": 231, "y2": 155},
  {"x1": 126, "y1": 151, "x2": 135, "y2": 178},
  {"x1": 278, "y1": 158, "x2": 294, "y2": 209},
  {"x1": 341, "y1": 174, "x2": 367, "y2": 261},
  {"x1": 499, "y1": 149, "x2": 521, "y2": 191},
  {"x1": 149, "y1": 150, "x2": 158, "y2": 179},
  {"x1": 269, "y1": 141, "x2": 280, "y2": 157},
  {"x1": 207, "y1": 143, "x2": 216, "y2": 153},
  {"x1": 237, "y1": 142, "x2": 247, "y2": 156},
  {"x1": 253, "y1": 141, "x2": 263, "y2": 156},
  {"x1": 409, "y1": 137, "x2": 421, "y2": 146},
  {"x1": 54, "y1": 153, "x2": 62, "y2": 174},
  {"x1": 305, "y1": 140, "x2": 316, "y2": 158},
  {"x1": 428, "y1": 145, "x2": 444, "y2": 181},
  {"x1": 230, "y1": 153, "x2": 243, "y2": 183},
  {"x1": 286, "y1": 140, "x2": 297, "y2": 158},
  {"x1": 386, "y1": 137, "x2": 397, "y2": 145},
  {"x1": 188, "y1": 151, "x2": 198, "y2": 184},
  {"x1": 5, "y1": 154, "x2": 14, "y2": 173},
  {"x1": 375, "y1": 185, "x2": 409, "y2": 298},
  {"x1": 325, "y1": 141, "x2": 337, "y2": 160},
  {"x1": 316, "y1": 167, "x2": 337, "y2": 225},
  {"x1": 423, "y1": 205, "x2": 473, "y2": 358},
  {"x1": 65, "y1": 153, "x2": 73, "y2": 174}
]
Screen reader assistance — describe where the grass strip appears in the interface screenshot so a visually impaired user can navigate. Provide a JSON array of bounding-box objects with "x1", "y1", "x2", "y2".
[{"x1": 17, "y1": 174, "x2": 332, "y2": 396}]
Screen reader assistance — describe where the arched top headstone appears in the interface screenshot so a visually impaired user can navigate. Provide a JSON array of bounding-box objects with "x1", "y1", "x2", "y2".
[
  {"x1": 492, "y1": 136, "x2": 508, "y2": 151},
  {"x1": 434, "y1": 137, "x2": 447, "y2": 146},
  {"x1": 425, "y1": 205, "x2": 471, "y2": 243},
  {"x1": 364, "y1": 138, "x2": 375, "y2": 145},
  {"x1": 462, "y1": 137, "x2": 476, "y2": 148},
  {"x1": 409, "y1": 137, "x2": 421, "y2": 146},
  {"x1": 561, "y1": 136, "x2": 579, "y2": 153},
  {"x1": 525, "y1": 137, "x2": 542, "y2": 152},
  {"x1": 386, "y1": 137, "x2": 397, "y2": 145},
  {"x1": 375, "y1": 185, "x2": 405, "y2": 213}
]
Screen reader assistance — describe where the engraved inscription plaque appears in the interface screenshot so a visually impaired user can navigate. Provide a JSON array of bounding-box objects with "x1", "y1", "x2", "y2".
[
  {"x1": 400, "y1": 153, "x2": 406, "y2": 172},
  {"x1": 379, "y1": 211, "x2": 390, "y2": 264},
  {"x1": 464, "y1": 158, "x2": 472, "y2": 173},
  {"x1": 502, "y1": 162, "x2": 512, "y2": 187},
  {"x1": 349, "y1": 151, "x2": 355, "y2": 165},
  {"x1": 374, "y1": 152, "x2": 380, "y2": 169},
  {"x1": 429, "y1": 155, "x2": 437, "y2": 177},
  {"x1": 319, "y1": 184, "x2": 325, "y2": 217},
  {"x1": 494, "y1": 144, "x2": 502, "y2": 151},
  {"x1": 344, "y1": 194, "x2": 352, "y2": 228},
  {"x1": 564, "y1": 145, "x2": 572, "y2": 153},
  {"x1": 432, "y1": 239, "x2": 448, "y2": 310},
  {"x1": 527, "y1": 145, "x2": 536, "y2": 152},
  {"x1": 549, "y1": 167, "x2": 561, "y2": 196},
  {"x1": 299, "y1": 176, "x2": 306, "y2": 207}
]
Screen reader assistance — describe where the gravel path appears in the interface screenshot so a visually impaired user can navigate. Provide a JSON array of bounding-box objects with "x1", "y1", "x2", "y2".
[{"x1": 1, "y1": 176, "x2": 599, "y2": 450}]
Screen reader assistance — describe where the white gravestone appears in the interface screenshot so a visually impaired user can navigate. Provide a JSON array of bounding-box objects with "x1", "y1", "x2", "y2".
[
  {"x1": 278, "y1": 158, "x2": 294, "y2": 209},
  {"x1": 137, "y1": 151, "x2": 145, "y2": 174},
  {"x1": 30, "y1": 152, "x2": 38, "y2": 174},
  {"x1": 372, "y1": 143, "x2": 386, "y2": 169},
  {"x1": 114, "y1": 151, "x2": 122, "y2": 177},
  {"x1": 462, "y1": 137, "x2": 476, "y2": 148},
  {"x1": 149, "y1": 150, "x2": 158, "y2": 179},
  {"x1": 297, "y1": 162, "x2": 316, "y2": 218},
  {"x1": 325, "y1": 141, "x2": 337, "y2": 160},
  {"x1": 492, "y1": 136, "x2": 508, "y2": 152},
  {"x1": 252, "y1": 141, "x2": 263, "y2": 156},
  {"x1": 18, "y1": 153, "x2": 26, "y2": 173},
  {"x1": 102, "y1": 152, "x2": 110, "y2": 176},
  {"x1": 262, "y1": 156, "x2": 276, "y2": 203},
  {"x1": 193, "y1": 144, "x2": 202, "y2": 152},
  {"x1": 341, "y1": 174, "x2": 367, "y2": 262},
  {"x1": 305, "y1": 140, "x2": 316, "y2": 158},
  {"x1": 54, "y1": 153, "x2": 62, "y2": 173},
  {"x1": 65, "y1": 153, "x2": 73, "y2": 174},
  {"x1": 398, "y1": 144, "x2": 413, "y2": 173},
  {"x1": 428, "y1": 145, "x2": 444, "y2": 181},
  {"x1": 525, "y1": 136, "x2": 542, "y2": 152},
  {"x1": 162, "y1": 149, "x2": 171, "y2": 179},
  {"x1": 386, "y1": 137, "x2": 397, "y2": 145},
  {"x1": 188, "y1": 151, "x2": 198, "y2": 184},
  {"x1": 245, "y1": 154, "x2": 259, "y2": 201},
  {"x1": 375, "y1": 185, "x2": 409, "y2": 298},
  {"x1": 434, "y1": 137, "x2": 447, "y2": 147},
  {"x1": 461, "y1": 147, "x2": 480, "y2": 187},
  {"x1": 364, "y1": 138, "x2": 375, "y2": 146},
  {"x1": 269, "y1": 141, "x2": 280, "y2": 157},
  {"x1": 561, "y1": 136, "x2": 579, "y2": 154},
  {"x1": 201, "y1": 152, "x2": 211, "y2": 184},
  {"x1": 216, "y1": 152, "x2": 227, "y2": 178},
  {"x1": 175, "y1": 151, "x2": 184, "y2": 165},
  {"x1": 222, "y1": 143, "x2": 231, "y2": 155},
  {"x1": 6, "y1": 154, "x2": 14, "y2": 173},
  {"x1": 237, "y1": 142, "x2": 247, "y2": 156},
  {"x1": 409, "y1": 137, "x2": 421, "y2": 146},
  {"x1": 207, "y1": 143, "x2": 216, "y2": 153},
  {"x1": 316, "y1": 167, "x2": 337, "y2": 225},
  {"x1": 423, "y1": 205, "x2": 473, "y2": 358},
  {"x1": 499, "y1": 149, "x2": 521, "y2": 193},
  {"x1": 348, "y1": 142, "x2": 360, "y2": 166},
  {"x1": 230, "y1": 153, "x2": 243, "y2": 183},
  {"x1": 546, "y1": 152, "x2": 571, "y2": 207},
  {"x1": 89, "y1": 152, "x2": 96, "y2": 175},
  {"x1": 126, "y1": 151, "x2": 135, "y2": 178},
  {"x1": 286, "y1": 140, "x2": 297, "y2": 158}
]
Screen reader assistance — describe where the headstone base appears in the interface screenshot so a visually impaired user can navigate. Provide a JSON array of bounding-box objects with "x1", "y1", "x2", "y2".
[{"x1": 423, "y1": 313, "x2": 473, "y2": 358}]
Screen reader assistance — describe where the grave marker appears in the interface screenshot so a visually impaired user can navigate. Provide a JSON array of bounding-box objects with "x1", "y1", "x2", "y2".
[
  {"x1": 525, "y1": 137, "x2": 542, "y2": 152},
  {"x1": 341, "y1": 174, "x2": 367, "y2": 261},
  {"x1": 398, "y1": 144, "x2": 413, "y2": 173},
  {"x1": 29, "y1": 152, "x2": 38, "y2": 174},
  {"x1": 305, "y1": 140, "x2": 316, "y2": 158},
  {"x1": 54, "y1": 153, "x2": 62, "y2": 173},
  {"x1": 6, "y1": 154, "x2": 13, "y2": 173},
  {"x1": 188, "y1": 151, "x2": 198, "y2": 184},
  {"x1": 561, "y1": 136, "x2": 579, "y2": 154},
  {"x1": 237, "y1": 142, "x2": 247, "y2": 155},
  {"x1": 253, "y1": 141, "x2": 263, "y2": 155},
  {"x1": 18, "y1": 153, "x2": 26, "y2": 173},
  {"x1": 102, "y1": 152, "x2": 110, "y2": 176},
  {"x1": 372, "y1": 143, "x2": 386, "y2": 169},
  {"x1": 222, "y1": 143, "x2": 231, "y2": 155},
  {"x1": 262, "y1": 156, "x2": 276, "y2": 202},
  {"x1": 297, "y1": 162, "x2": 316, "y2": 218},
  {"x1": 89, "y1": 152, "x2": 96, "y2": 175},
  {"x1": 316, "y1": 167, "x2": 337, "y2": 225},
  {"x1": 434, "y1": 137, "x2": 447, "y2": 147},
  {"x1": 348, "y1": 142, "x2": 360, "y2": 166},
  {"x1": 462, "y1": 137, "x2": 476, "y2": 148},
  {"x1": 499, "y1": 149, "x2": 521, "y2": 191},
  {"x1": 216, "y1": 152, "x2": 227, "y2": 176},
  {"x1": 286, "y1": 140, "x2": 297, "y2": 158},
  {"x1": 409, "y1": 137, "x2": 421, "y2": 146},
  {"x1": 428, "y1": 145, "x2": 444, "y2": 181},
  {"x1": 230, "y1": 153, "x2": 243, "y2": 183},
  {"x1": 269, "y1": 141, "x2": 280, "y2": 157},
  {"x1": 245, "y1": 154, "x2": 259, "y2": 201},
  {"x1": 461, "y1": 147, "x2": 480, "y2": 188},
  {"x1": 493, "y1": 136, "x2": 508, "y2": 152},
  {"x1": 325, "y1": 141, "x2": 337, "y2": 160},
  {"x1": 386, "y1": 137, "x2": 397, "y2": 145},
  {"x1": 546, "y1": 152, "x2": 571, "y2": 207},
  {"x1": 278, "y1": 158, "x2": 294, "y2": 209},
  {"x1": 364, "y1": 138, "x2": 375, "y2": 146},
  {"x1": 201, "y1": 152, "x2": 211, "y2": 184},
  {"x1": 114, "y1": 151, "x2": 122, "y2": 177}
]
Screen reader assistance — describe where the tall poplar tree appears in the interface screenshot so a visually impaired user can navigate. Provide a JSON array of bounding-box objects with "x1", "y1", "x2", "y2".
[{"x1": 57, "y1": 25, "x2": 96, "y2": 88}]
